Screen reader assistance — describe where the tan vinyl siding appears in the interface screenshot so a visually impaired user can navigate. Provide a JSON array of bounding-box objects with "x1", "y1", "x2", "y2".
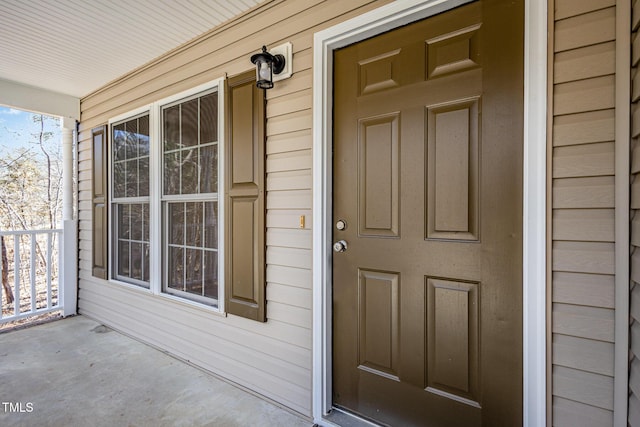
[
  {"x1": 630, "y1": 0, "x2": 640, "y2": 424},
  {"x1": 551, "y1": 0, "x2": 617, "y2": 424},
  {"x1": 77, "y1": 0, "x2": 392, "y2": 417}
]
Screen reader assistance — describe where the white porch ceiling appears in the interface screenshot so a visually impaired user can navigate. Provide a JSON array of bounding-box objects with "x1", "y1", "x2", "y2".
[{"x1": 0, "y1": 0, "x2": 262, "y2": 99}]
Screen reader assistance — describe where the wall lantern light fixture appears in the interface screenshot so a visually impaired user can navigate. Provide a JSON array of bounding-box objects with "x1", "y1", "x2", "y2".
[{"x1": 250, "y1": 43, "x2": 293, "y2": 89}]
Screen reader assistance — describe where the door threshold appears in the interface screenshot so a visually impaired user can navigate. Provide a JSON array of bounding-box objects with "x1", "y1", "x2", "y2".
[{"x1": 323, "y1": 407, "x2": 386, "y2": 427}]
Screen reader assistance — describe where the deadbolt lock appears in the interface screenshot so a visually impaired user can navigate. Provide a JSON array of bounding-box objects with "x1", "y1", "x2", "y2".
[
  {"x1": 333, "y1": 240, "x2": 348, "y2": 253},
  {"x1": 335, "y1": 219, "x2": 347, "y2": 231}
]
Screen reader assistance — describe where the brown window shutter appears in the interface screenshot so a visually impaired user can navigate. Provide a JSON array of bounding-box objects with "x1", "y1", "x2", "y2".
[
  {"x1": 224, "y1": 71, "x2": 266, "y2": 321},
  {"x1": 91, "y1": 125, "x2": 108, "y2": 279}
]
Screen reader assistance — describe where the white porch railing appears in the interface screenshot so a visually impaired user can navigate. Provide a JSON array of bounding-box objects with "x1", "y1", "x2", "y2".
[{"x1": 0, "y1": 229, "x2": 63, "y2": 324}]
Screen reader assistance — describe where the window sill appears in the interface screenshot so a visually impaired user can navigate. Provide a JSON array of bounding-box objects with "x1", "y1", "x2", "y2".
[{"x1": 156, "y1": 292, "x2": 226, "y2": 318}]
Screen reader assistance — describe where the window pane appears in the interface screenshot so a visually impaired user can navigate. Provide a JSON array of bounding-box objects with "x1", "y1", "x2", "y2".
[
  {"x1": 118, "y1": 240, "x2": 130, "y2": 277},
  {"x1": 125, "y1": 120, "x2": 138, "y2": 159},
  {"x1": 199, "y1": 144, "x2": 217, "y2": 193},
  {"x1": 164, "y1": 152, "x2": 181, "y2": 195},
  {"x1": 164, "y1": 106, "x2": 180, "y2": 151},
  {"x1": 130, "y1": 204, "x2": 143, "y2": 241},
  {"x1": 138, "y1": 115, "x2": 150, "y2": 156},
  {"x1": 203, "y1": 250, "x2": 218, "y2": 299},
  {"x1": 181, "y1": 148, "x2": 198, "y2": 194},
  {"x1": 184, "y1": 202, "x2": 203, "y2": 248},
  {"x1": 118, "y1": 204, "x2": 130, "y2": 240},
  {"x1": 200, "y1": 93, "x2": 218, "y2": 143},
  {"x1": 142, "y1": 243, "x2": 150, "y2": 282},
  {"x1": 126, "y1": 159, "x2": 138, "y2": 197},
  {"x1": 168, "y1": 246, "x2": 184, "y2": 290},
  {"x1": 113, "y1": 124, "x2": 126, "y2": 162},
  {"x1": 168, "y1": 203, "x2": 184, "y2": 245},
  {"x1": 139, "y1": 156, "x2": 149, "y2": 197},
  {"x1": 114, "y1": 202, "x2": 149, "y2": 286},
  {"x1": 181, "y1": 99, "x2": 198, "y2": 147},
  {"x1": 142, "y1": 204, "x2": 149, "y2": 242},
  {"x1": 113, "y1": 161, "x2": 126, "y2": 198},
  {"x1": 131, "y1": 242, "x2": 143, "y2": 280},
  {"x1": 204, "y1": 202, "x2": 218, "y2": 249},
  {"x1": 185, "y1": 248, "x2": 203, "y2": 295}
]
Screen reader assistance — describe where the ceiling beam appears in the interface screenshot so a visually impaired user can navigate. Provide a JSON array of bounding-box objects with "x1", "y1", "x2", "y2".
[{"x1": 0, "y1": 78, "x2": 79, "y2": 121}]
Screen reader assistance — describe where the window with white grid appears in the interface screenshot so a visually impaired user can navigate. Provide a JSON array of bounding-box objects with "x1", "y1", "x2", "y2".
[{"x1": 162, "y1": 90, "x2": 219, "y2": 304}]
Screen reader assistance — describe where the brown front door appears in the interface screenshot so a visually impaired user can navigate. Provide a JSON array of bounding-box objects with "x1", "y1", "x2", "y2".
[{"x1": 331, "y1": 1, "x2": 524, "y2": 426}]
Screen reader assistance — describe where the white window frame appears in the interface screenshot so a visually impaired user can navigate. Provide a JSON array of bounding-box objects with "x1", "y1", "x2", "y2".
[
  {"x1": 107, "y1": 77, "x2": 225, "y2": 312},
  {"x1": 158, "y1": 85, "x2": 222, "y2": 307}
]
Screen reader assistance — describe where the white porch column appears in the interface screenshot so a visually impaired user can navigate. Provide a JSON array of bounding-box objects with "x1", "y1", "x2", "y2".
[{"x1": 61, "y1": 117, "x2": 77, "y2": 317}]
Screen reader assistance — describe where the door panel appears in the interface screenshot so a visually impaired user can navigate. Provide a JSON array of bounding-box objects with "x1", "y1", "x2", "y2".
[{"x1": 332, "y1": 1, "x2": 523, "y2": 426}]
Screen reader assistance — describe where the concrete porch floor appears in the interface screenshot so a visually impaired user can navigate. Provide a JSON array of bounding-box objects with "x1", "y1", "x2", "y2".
[{"x1": 0, "y1": 316, "x2": 313, "y2": 427}]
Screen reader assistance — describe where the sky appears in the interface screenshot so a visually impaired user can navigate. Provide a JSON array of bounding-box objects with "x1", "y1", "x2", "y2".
[{"x1": 0, "y1": 106, "x2": 61, "y2": 155}]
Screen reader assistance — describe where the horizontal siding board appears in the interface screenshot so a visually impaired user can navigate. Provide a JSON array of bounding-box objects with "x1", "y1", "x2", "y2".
[
  {"x1": 632, "y1": 393, "x2": 640, "y2": 427},
  {"x1": 266, "y1": 211, "x2": 313, "y2": 231},
  {"x1": 554, "y1": 0, "x2": 616, "y2": 20},
  {"x1": 634, "y1": 105, "x2": 640, "y2": 137},
  {"x1": 634, "y1": 32, "x2": 640, "y2": 67},
  {"x1": 553, "y1": 176, "x2": 615, "y2": 209},
  {"x1": 267, "y1": 130, "x2": 312, "y2": 154},
  {"x1": 635, "y1": 251, "x2": 640, "y2": 290},
  {"x1": 632, "y1": 180, "x2": 640, "y2": 210},
  {"x1": 267, "y1": 301, "x2": 311, "y2": 329},
  {"x1": 633, "y1": 281, "x2": 640, "y2": 321},
  {"x1": 553, "y1": 334, "x2": 614, "y2": 376},
  {"x1": 267, "y1": 283, "x2": 312, "y2": 310},
  {"x1": 267, "y1": 69, "x2": 314, "y2": 101},
  {"x1": 634, "y1": 68, "x2": 640, "y2": 102},
  {"x1": 632, "y1": 143, "x2": 640, "y2": 173},
  {"x1": 552, "y1": 303, "x2": 614, "y2": 342},
  {"x1": 553, "y1": 396, "x2": 613, "y2": 427},
  {"x1": 553, "y1": 142, "x2": 614, "y2": 178},
  {"x1": 553, "y1": 271, "x2": 615, "y2": 308},
  {"x1": 554, "y1": 75, "x2": 615, "y2": 115},
  {"x1": 553, "y1": 241, "x2": 615, "y2": 275},
  {"x1": 267, "y1": 150, "x2": 312, "y2": 173},
  {"x1": 553, "y1": 109, "x2": 614, "y2": 147},
  {"x1": 266, "y1": 265, "x2": 312, "y2": 289},
  {"x1": 267, "y1": 170, "x2": 312, "y2": 191},
  {"x1": 554, "y1": 42, "x2": 615, "y2": 84},
  {"x1": 633, "y1": 321, "x2": 640, "y2": 364},
  {"x1": 267, "y1": 246, "x2": 312, "y2": 270},
  {"x1": 553, "y1": 365, "x2": 614, "y2": 410},
  {"x1": 554, "y1": 7, "x2": 616, "y2": 53},
  {"x1": 633, "y1": 216, "x2": 640, "y2": 247},
  {"x1": 632, "y1": 357, "x2": 640, "y2": 399},
  {"x1": 267, "y1": 89, "x2": 312, "y2": 119},
  {"x1": 267, "y1": 190, "x2": 312, "y2": 210},
  {"x1": 552, "y1": 208, "x2": 614, "y2": 242},
  {"x1": 266, "y1": 109, "x2": 312, "y2": 135},
  {"x1": 267, "y1": 228, "x2": 312, "y2": 249}
]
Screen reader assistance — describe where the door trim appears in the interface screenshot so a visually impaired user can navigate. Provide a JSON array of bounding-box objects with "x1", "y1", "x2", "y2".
[{"x1": 311, "y1": 1, "x2": 547, "y2": 425}]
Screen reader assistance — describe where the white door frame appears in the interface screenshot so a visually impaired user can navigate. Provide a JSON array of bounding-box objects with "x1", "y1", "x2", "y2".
[{"x1": 311, "y1": 0, "x2": 547, "y2": 425}]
